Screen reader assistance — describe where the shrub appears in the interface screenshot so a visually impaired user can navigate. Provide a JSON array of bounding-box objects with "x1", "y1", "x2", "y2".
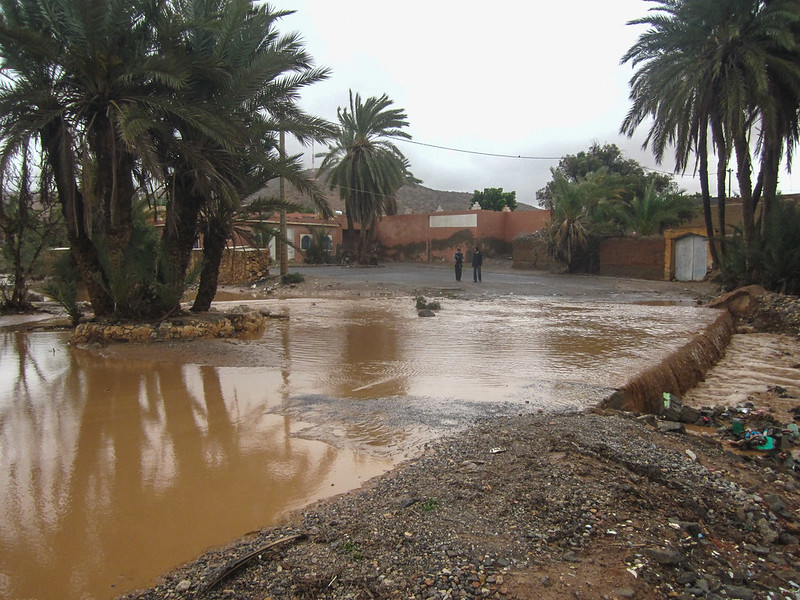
[{"x1": 718, "y1": 200, "x2": 800, "y2": 295}]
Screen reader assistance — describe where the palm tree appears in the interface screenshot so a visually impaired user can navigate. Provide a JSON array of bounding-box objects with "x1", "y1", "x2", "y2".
[
  {"x1": 0, "y1": 0, "x2": 335, "y2": 317},
  {"x1": 614, "y1": 181, "x2": 697, "y2": 236},
  {"x1": 318, "y1": 91, "x2": 416, "y2": 264},
  {"x1": 546, "y1": 173, "x2": 595, "y2": 272},
  {"x1": 156, "y1": 0, "x2": 335, "y2": 312},
  {"x1": 0, "y1": 0, "x2": 210, "y2": 317},
  {"x1": 622, "y1": 0, "x2": 800, "y2": 261}
]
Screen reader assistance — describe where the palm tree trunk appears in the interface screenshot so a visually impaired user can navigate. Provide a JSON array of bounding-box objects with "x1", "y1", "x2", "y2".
[
  {"x1": 712, "y1": 119, "x2": 727, "y2": 240},
  {"x1": 759, "y1": 143, "x2": 780, "y2": 237},
  {"x1": 41, "y1": 119, "x2": 115, "y2": 316},
  {"x1": 191, "y1": 216, "x2": 228, "y2": 312},
  {"x1": 733, "y1": 133, "x2": 755, "y2": 249},
  {"x1": 162, "y1": 173, "x2": 204, "y2": 303},
  {"x1": 93, "y1": 112, "x2": 135, "y2": 274},
  {"x1": 698, "y1": 126, "x2": 720, "y2": 266}
]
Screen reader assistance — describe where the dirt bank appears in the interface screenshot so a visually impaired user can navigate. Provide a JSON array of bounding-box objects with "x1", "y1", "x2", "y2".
[{"x1": 117, "y1": 273, "x2": 799, "y2": 600}]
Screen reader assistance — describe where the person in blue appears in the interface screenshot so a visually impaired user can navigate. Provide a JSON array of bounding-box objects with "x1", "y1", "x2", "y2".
[
  {"x1": 471, "y1": 246, "x2": 483, "y2": 282},
  {"x1": 453, "y1": 247, "x2": 464, "y2": 281}
]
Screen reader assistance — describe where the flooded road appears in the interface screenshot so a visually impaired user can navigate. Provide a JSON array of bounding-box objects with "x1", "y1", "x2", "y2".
[{"x1": 0, "y1": 293, "x2": 721, "y2": 600}]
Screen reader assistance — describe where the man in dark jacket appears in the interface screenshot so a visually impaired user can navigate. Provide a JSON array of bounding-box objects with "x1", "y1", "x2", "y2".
[
  {"x1": 472, "y1": 246, "x2": 483, "y2": 282},
  {"x1": 453, "y1": 247, "x2": 464, "y2": 281}
]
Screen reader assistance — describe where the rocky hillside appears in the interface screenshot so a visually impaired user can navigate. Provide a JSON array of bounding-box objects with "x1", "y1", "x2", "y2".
[{"x1": 250, "y1": 170, "x2": 536, "y2": 214}]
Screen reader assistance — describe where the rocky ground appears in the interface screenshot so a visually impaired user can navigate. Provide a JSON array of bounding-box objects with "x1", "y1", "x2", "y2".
[{"x1": 115, "y1": 274, "x2": 800, "y2": 600}]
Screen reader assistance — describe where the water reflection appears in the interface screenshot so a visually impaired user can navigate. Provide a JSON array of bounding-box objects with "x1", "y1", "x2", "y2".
[
  {"x1": 0, "y1": 296, "x2": 721, "y2": 600},
  {"x1": 0, "y1": 330, "x2": 392, "y2": 600}
]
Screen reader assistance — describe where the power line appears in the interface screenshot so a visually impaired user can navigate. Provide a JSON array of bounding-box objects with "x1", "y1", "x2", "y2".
[
  {"x1": 399, "y1": 138, "x2": 708, "y2": 179},
  {"x1": 398, "y1": 139, "x2": 562, "y2": 161}
]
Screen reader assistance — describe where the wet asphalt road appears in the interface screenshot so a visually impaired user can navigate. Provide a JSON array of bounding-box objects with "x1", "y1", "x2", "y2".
[{"x1": 289, "y1": 261, "x2": 718, "y2": 304}]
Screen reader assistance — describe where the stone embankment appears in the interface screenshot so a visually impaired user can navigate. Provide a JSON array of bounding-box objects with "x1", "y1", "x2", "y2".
[{"x1": 70, "y1": 308, "x2": 267, "y2": 344}]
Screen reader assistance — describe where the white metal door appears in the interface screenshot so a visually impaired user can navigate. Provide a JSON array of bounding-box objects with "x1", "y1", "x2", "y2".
[{"x1": 675, "y1": 235, "x2": 708, "y2": 281}]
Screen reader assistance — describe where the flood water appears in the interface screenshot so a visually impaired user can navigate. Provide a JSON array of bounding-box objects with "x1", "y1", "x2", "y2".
[{"x1": 0, "y1": 296, "x2": 721, "y2": 600}]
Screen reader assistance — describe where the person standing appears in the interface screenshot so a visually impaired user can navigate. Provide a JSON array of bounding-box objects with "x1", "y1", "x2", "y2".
[
  {"x1": 472, "y1": 246, "x2": 483, "y2": 282},
  {"x1": 453, "y1": 247, "x2": 464, "y2": 281}
]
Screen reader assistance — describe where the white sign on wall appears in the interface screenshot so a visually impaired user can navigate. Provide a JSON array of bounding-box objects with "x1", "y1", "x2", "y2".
[{"x1": 429, "y1": 214, "x2": 478, "y2": 228}]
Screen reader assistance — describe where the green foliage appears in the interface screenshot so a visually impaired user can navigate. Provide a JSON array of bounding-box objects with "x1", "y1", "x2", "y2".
[
  {"x1": 338, "y1": 540, "x2": 362, "y2": 561},
  {"x1": 613, "y1": 181, "x2": 697, "y2": 236},
  {"x1": 415, "y1": 296, "x2": 441, "y2": 310},
  {"x1": 0, "y1": 0, "x2": 334, "y2": 319},
  {"x1": 281, "y1": 272, "x2": 304, "y2": 285},
  {"x1": 0, "y1": 149, "x2": 64, "y2": 311},
  {"x1": 421, "y1": 498, "x2": 439, "y2": 512},
  {"x1": 620, "y1": 0, "x2": 800, "y2": 256},
  {"x1": 94, "y1": 207, "x2": 188, "y2": 319},
  {"x1": 303, "y1": 228, "x2": 334, "y2": 264},
  {"x1": 546, "y1": 174, "x2": 599, "y2": 273},
  {"x1": 471, "y1": 188, "x2": 517, "y2": 211},
  {"x1": 718, "y1": 200, "x2": 800, "y2": 295},
  {"x1": 44, "y1": 253, "x2": 83, "y2": 326},
  {"x1": 319, "y1": 90, "x2": 417, "y2": 263},
  {"x1": 536, "y1": 143, "x2": 676, "y2": 210}
]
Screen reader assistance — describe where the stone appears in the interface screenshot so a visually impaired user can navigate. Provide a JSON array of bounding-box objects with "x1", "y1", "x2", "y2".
[
  {"x1": 418, "y1": 309, "x2": 436, "y2": 317},
  {"x1": 765, "y1": 494, "x2": 793, "y2": 519},
  {"x1": 679, "y1": 405, "x2": 702, "y2": 424},
  {"x1": 644, "y1": 547, "x2": 684, "y2": 565},
  {"x1": 721, "y1": 585, "x2": 754, "y2": 600},
  {"x1": 655, "y1": 420, "x2": 686, "y2": 434}
]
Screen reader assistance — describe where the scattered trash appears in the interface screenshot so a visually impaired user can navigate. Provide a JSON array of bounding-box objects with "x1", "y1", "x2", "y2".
[{"x1": 489, "y1": 447, "x2": 506, "y2": 454}]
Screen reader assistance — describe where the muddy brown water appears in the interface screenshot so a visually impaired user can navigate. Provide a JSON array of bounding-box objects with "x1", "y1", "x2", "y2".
[{"x1": 1, "y1": 296, "x2": 722, "y2": 600}]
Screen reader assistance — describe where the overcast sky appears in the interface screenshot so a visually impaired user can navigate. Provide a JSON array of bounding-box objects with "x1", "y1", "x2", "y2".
[{"x1": 275, "y1": 0, "x2": 800, "y2": 205}]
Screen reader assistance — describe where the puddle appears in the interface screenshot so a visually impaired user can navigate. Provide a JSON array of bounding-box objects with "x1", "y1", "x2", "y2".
[{"x1": 0, "y1": 296, "x2": 721, "y2": 600}]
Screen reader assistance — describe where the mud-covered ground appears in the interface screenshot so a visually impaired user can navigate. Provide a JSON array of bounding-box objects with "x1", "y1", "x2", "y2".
[{"x1": 111, "y1": 268, "x2": 800, "y2": 600}]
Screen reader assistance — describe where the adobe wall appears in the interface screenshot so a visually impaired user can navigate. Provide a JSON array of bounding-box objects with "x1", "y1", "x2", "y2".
[
  {"x1": 598, "y1": 237, "x2": 666, "y2": 280},
  {"x1": 375, "y1": 209, "x2": 549, "y2": 262},
  {"x1": 189, "y1": 247, "x2": 271, "y2": 284},
  {"x1": 512, "y1": 236, "x2": 558, "y2": 271}
]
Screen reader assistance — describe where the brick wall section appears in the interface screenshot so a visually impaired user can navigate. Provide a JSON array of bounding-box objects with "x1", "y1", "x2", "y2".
[{"x1": 598, "y1": 237, "x2": 666, "y2": 280}]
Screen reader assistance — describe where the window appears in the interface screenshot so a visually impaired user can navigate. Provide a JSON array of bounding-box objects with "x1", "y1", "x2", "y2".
[{"x1": 300, "y1": 234, "x2": 312, "y2": 250}]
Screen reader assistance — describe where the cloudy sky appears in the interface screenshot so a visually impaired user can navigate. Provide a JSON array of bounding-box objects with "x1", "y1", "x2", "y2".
[{"x1": 275, "y1": 0, "x2": 800, "y2": 205}]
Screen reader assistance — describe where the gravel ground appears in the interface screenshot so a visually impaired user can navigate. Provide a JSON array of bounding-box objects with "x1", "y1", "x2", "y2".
[{"x1": 118, "y1": 279, "x2": 800, "y2": 600}]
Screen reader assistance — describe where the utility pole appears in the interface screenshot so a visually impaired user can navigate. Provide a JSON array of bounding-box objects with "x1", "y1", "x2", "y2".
[{"x1": 280, "y1": 130, "x2": 288, "y2": 276}]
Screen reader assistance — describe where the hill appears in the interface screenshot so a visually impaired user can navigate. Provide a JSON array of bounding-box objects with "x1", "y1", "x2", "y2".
[{"x1": 249, "y1": 170, "x2": 536, "y2": 215}]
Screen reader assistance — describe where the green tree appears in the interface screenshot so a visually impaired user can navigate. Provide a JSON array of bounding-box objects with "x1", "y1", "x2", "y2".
[
  {"x1": 0, "y1": 0, "x2": 206, "y2": 317},
  {"x1": 621, "y1": 0, "x2": 800, "y2": 267},
  {"x1": 470, "y1": 188, "x2": 517, "y2": 211},
  {"x1": 161, "y1": 0, "x2": 334, "y2": 312},
  {"x1": 0, "y1": 0, "x2": 334, "y2": 318},
  {"x1": 319, "y1": 91, "x2": 417, "y2": 264},
  {"x1": 536, "y1": 143, "x2": 674, "y2": 210},
  {"x1": 0, "y1": 147, "x2": 63, "y2": 311},
  {"x1": 613, "y1": 181, "x2": 697, "y2": 236},
  {"x1": 546, "y1": 173, "x2": 597, "y2": 272}
]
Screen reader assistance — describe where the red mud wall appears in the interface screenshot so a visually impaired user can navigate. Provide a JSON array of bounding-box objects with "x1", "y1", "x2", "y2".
[
  {"x1": 376, "y1": 209, "x2": 549, "y2": 262},
  {"x1": 598, "y1": 237, "x2": 666, "y2": 280}
]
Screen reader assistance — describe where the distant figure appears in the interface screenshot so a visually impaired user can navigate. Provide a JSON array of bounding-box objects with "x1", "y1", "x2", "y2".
[
  {"x1": 453, "y1": 247, "x2": 464, "y2": 281},
  {"x1": 472, "y1": 246, "x2": 483, "y2": 282}
]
